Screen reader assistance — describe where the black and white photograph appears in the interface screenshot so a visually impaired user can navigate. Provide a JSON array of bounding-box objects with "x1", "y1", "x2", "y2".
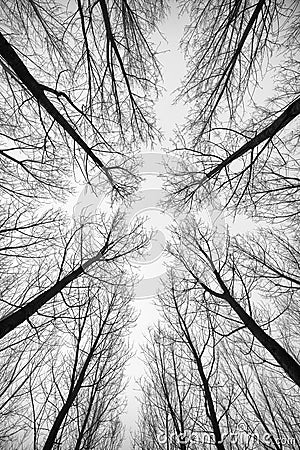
[{"x1": 0, "y1": 1, "x2": 299, "y2": 448}]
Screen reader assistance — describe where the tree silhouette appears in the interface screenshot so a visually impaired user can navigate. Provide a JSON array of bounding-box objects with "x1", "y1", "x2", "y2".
[{"x1": 1, "y1": 1, "x2": 300, "y2": 448}]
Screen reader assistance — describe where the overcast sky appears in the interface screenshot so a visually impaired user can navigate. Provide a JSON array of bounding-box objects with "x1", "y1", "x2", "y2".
[{"x1": 120, "y1": 4, "x2": 189, "y2": 448}]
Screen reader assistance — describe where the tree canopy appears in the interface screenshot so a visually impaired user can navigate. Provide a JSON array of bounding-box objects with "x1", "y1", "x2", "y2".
[{"x1": 0, "y1": 1, "x2": 300, "y2": 449}]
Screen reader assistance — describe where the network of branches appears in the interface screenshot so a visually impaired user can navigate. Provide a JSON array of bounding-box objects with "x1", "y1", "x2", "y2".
[{"x1": 0, "y1": 1, "x2": 300, "y2": 449}]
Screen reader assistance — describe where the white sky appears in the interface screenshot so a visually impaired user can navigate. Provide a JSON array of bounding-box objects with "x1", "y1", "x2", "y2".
[{"x1": 120, "y1": 4, "x2": 189, "y2": 448}]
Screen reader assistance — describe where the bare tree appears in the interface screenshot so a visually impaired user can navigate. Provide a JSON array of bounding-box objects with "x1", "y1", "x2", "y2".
[
  {"x1": 0, "y1": 271, "x2": 135, "y2": 450},
  {"x1": 156, "y1": 275, "x2": 228, "y2": 450},
  {"x1": 135, "y1": 230, "x2": 300, "y2": 447},
  {"x1": 165, "y1": 217, "x2": 300, "y2": 387},
  {"x1": 0, "y1": 0, "x2": 165, "y2": 345},
  {"x1": 134, "y1": 326, "x2": 204, "y2": 450},
  {"x1": 233, "y1": 228, "x2": 300, "y2": 359},
  {"x1": 0, "y1": 209, "x2": 148, "y2": 339},
  {"x1": 0, "y1": 0, "x2": 165, "y2": 197},
  {"x1": 177, "y1": 0, "x2": 293, "y2": 138},
  {"x1": 0, "y1": 2, "x2": 167, "y2": 447},
  {"x1": 219, "y1": 340, "x2": 300, "y2": 449},
  {"x1": 166, "y1": 1, "x2": 300, "y2": 215}
]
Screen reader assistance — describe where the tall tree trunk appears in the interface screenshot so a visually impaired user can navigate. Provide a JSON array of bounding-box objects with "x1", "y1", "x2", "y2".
[
  {"x1": 0, "y1": 243, "x2": 109, "y2": 339},
  {"x1": 42, "y1": 326, "x2": 103, "y2": 450},
  {"x1": 174, "y1": 302, "x2": 225, "y2": 450},
  {"x1": 202, "y1": 97, "x2": 300, "y2": 183},
  {"x1": 0, "y1": 32, "x2": 112, "y2": 180},
  {"x1": 201, "y1": 270, "x2": 300, "y2": 387}
]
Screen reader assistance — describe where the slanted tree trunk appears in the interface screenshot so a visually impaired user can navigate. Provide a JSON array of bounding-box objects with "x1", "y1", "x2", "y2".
[{"x1": 201, "y1": 268, "x2": 300, "y2": 387}]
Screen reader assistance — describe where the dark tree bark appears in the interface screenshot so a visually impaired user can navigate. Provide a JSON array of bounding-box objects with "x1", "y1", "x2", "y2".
[
  {"x1": 42, "y1": 323, "x2": 104, "y2": 450},
  {"x1": 200, "y1": 267, "x2": 300, "y2": 388},
  {"x1": 172, "y1": 293, "x2": 225, "y2": 450},
  {"x1": 0, "y1": 32, "x2": 112, "y2": 181},
  {"x1": 202, "y1": 97, "x2": 300, "y2": 183}
]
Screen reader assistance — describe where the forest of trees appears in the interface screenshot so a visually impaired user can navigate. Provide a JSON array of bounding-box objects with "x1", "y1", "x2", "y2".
[{"x1": 0, "y1": 0, "x2": 299, "y2": 449}]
